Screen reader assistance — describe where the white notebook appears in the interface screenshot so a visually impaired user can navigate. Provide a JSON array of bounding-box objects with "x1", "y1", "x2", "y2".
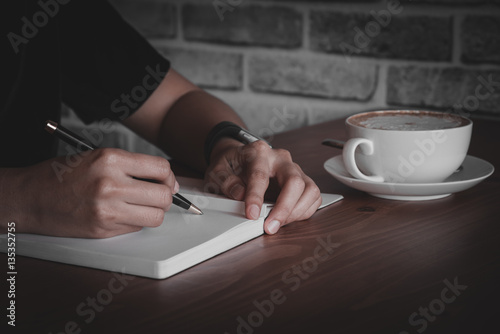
[{"x1": 0, "y1": 178, "x2": 342, "y2": 279}]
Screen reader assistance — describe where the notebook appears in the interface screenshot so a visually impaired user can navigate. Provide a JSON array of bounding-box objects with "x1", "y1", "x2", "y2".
[{"x1": 0, "y1": 177, "x2": 342, "y2": 279}]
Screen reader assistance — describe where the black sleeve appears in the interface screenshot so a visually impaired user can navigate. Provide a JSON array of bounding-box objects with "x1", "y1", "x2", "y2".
[{"x1": 59, "y1": 0, "x2": 170, "y2": 123}]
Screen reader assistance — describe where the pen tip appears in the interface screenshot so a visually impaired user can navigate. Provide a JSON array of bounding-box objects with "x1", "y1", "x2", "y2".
[
  {"x1": 45, "y1": 120, "x2": 57, "y2": 134},
  {"x1": 190, "y1": 205, "x2": 203, "y2": 215}
]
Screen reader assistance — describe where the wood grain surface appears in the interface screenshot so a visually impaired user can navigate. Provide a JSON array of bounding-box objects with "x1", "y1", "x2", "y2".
[{"x1": 2, "y1": 117, "x2": 499, "y2": 334}]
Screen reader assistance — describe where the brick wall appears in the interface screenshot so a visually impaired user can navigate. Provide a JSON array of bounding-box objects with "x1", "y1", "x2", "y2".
[{"x1": 61, "y1": 0, "x2": 500, "y2": 157}]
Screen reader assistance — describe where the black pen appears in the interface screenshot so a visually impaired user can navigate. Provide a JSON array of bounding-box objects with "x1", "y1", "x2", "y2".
[{"x1": 45, "y1": 120, "x2": 203, "y2": 215}]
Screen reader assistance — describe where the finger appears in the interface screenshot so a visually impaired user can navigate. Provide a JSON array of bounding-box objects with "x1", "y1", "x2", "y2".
[
  {"x1": 279, "y1": 176, "x2": 322, "y2": 224},
  {"x1": 280, "y1": 189, "x2": 322, "y2": 226},
  {"x1": 117, "y1": 204, "x2": 166, "y2": 228},
  {"x1": 206, "y1": 156, "x2": 246, "y2": 201},
  {"x1": 264, "y1": 165, "x2": 306, "y2": 234},
  {"x1": 125, "y1": 153, "x2": 177, "y2": 194},
  {"x1": 302, "y1": 195, "x2": 323, "y2": 220},
  {"x1": 243, "y1": 152, "x2": 271, "y2": 220},
  {"x1": 222, "y1": 175, "x2": 246, "y2": 201},
  {"x1": 86, "y1": 202, "x2": 166, "y2": 238},
  {"x1": 88, "y1": 225, "x2": 143, "y2": 239},
  {"x1": 123, "y1": 178, "x2": 174, "y2": 210},
  {"x1": 112, "y1": 150, "x2": 176, "y2": 187}
]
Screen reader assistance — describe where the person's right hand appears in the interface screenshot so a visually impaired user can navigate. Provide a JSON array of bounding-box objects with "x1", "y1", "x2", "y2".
[{"x1": 2, "y1": 148, "x2": 178, "y2": 238}]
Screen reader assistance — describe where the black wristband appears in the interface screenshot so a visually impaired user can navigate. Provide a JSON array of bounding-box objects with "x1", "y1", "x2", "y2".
[{"x1": 204, "y1": 121, "x2": 270, "y2": 165}]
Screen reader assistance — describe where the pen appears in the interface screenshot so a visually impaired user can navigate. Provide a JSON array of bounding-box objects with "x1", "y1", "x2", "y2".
[{"x1": 45, "y1": 120, "x2": 203, "y2": 215}]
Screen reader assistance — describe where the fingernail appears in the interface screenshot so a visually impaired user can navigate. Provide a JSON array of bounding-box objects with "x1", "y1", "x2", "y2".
[
  {"x1": 249, "y1": 204, "x2": 260, "y2": 220},
  {"x1": 174, "y1": 180, "x2": 180, "y2": 193},
  {"x1": 268, "y1": 220, "x2": 281, "y2": 234},
  {"x1": 230, "y1": 183, "x2": 245, "y2": 200}
]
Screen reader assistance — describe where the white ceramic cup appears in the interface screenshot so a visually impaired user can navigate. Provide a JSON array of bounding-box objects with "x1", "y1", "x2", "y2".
[{"x1": 342, "y1": 110, "x2": 472, "y2": 183}]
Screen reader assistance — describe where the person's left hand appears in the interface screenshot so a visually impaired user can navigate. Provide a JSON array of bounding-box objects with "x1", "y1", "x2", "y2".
[{"x1": 205, "y1": 138, "x2": 322, "y2": 234}]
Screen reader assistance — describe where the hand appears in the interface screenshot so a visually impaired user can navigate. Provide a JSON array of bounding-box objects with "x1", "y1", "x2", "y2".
[
  {"x1": 2, "y1": 148, "x2": 178, "y2": 238},
  {"x1": 205, "y1": 139, "x2": 322, "y2": 234}
]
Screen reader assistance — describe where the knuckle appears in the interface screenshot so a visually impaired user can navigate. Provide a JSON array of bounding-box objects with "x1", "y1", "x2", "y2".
[
  {"x1": 249, "y1": 168, "x2": 269, "y2": 183},
  {"x1": 148, "y1": 209, "x2": 165, "y2": 227},
  {"x1": 244, "y1": 141, "x2": 270, "y2": 161},
  {"x1": 309, "y1": 183, "x2": 322, "y2": 199},
  {"x1": 221, "y1": 176, "x2": 244, "y2": 197},
  {"x1": 91, "y1": 177, "x2": 118, "y2": 199},
  {"x1": 89, "y1": 202, "x2": 115, "y2": 224},
  {"x1": 93, "y1": 148, "x2": 121, "y2": 170},
  {"x1": 287, "y1": 174, "x2": 306, "y2": 190},
  {"x1": 156, "y1": 158, "x2": 171, "y2": 177},
  {"x1": 209, "y1": 168, "x2": 230, "y2": 186},
  {"x1": 253, "y1": 140, "x2": 271, "y2": 151},
  {"x1": 218, "y1": 177, "x2": 233, "y2": 195},
  {"x1": 293, "y1": 162, "x2": 304, "y2": 172},
  {"x1": 275, "y1": 148, "x2": 292, "y2": 161},
  {"x1": 160, "y1": 187, "x2": 173, "y2": 209}
]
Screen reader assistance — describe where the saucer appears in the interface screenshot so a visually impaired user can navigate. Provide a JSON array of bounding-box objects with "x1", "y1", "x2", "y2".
[{"x1": 324, "y1": 155, "x2": 494, "y2": 201}]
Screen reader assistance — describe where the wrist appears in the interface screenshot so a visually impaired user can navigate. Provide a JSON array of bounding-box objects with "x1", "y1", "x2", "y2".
[{"x1": 204, "y1": 121, "x2": 271, "y2": 165}]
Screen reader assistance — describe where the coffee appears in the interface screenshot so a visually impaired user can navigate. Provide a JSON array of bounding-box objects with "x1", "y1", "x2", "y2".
[
  {"x1": 349, "y1": 111, "x2": 468, "y2": 131},
  {"x1": 343, "y1": 110, "x2": 473, "y2": 183}
]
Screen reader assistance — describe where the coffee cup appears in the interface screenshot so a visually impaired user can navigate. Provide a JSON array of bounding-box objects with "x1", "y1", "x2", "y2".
[{"x1": 342, "y1": 110, "x2": 472, "y2": 183}]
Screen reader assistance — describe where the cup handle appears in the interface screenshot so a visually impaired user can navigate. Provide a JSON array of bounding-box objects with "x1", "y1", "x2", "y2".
[{"x1": 342, "y1": 138, "x2": 384, "y2": 183}]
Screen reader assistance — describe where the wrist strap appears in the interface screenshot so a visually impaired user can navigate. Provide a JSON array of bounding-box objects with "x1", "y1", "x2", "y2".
[{"x1": 204, "y1": 121, "x2": 271, "y2": 164}]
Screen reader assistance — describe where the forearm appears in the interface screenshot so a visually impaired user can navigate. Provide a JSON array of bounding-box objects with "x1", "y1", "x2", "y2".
[{"x1": 158, "y1": 90, "x2": 246, "y2": 172}]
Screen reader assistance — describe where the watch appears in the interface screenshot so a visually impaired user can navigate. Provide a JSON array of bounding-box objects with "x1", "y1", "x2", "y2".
[{"x1": 204, "y1": 121, "x2": 272, "y2": 164}]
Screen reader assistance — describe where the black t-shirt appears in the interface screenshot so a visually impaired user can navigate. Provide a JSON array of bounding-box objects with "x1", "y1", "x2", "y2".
[{"x1": 1, "y1": 0, "x2": 170, "y2": 167}]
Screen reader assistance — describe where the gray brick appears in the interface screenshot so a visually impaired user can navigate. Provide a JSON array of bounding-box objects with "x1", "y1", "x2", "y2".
[
  {"x1": 400, "y1": 0, "x2": 490, "y2": 3},
  {"x1": 461, "y1": 16, "x2": 500, "y2": 65},
  {"x1": 310, "y1": 11, "x2": 452, "y2": 61},
  {"x1": 238, "y1": 103, "x2": 308, "y2": 138},
  {"x1": 249, "y1": 55, "x2": 378, "y2": 101},
  {"x1": 182, "y1": 4, "x2": 302, "y2": 48},
  {"x1": 403, "y1": 0, "x2": 500, "y2": 4},
  {"x1": 157, "y1": 47, "x2": 242, "y2": 90},
  {"x1": 109, "y1": 0, "x2": 176, "y2": 39},
  {"x1": 274, "y1": 0, "x2": 380, "y2": 1},
  {"x1": 387, "y1": 66, "x2": 500, "y2": 117}
]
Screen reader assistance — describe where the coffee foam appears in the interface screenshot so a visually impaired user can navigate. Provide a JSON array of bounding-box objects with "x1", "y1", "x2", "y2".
[{"x1": 349, "y1": 111, "x2": 469, "y2": 131}]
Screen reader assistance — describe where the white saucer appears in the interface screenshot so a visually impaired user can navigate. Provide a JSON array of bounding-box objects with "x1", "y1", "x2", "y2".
[{"x1": 324, "y1": 155, "x2": 494, "y2": 201}]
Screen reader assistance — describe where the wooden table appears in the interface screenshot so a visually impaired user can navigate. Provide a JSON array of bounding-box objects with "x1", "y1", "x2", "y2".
[{"x1": 3, "y1": 117, "x2": 500, "y2": 334}]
